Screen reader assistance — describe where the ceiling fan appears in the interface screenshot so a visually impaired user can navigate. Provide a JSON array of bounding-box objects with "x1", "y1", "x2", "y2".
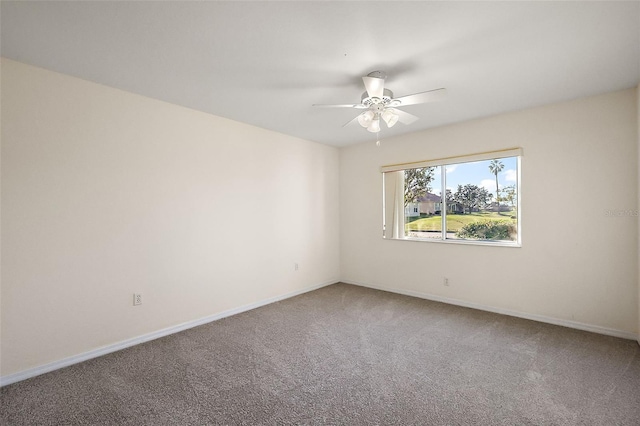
[{"x1": 313, "y1": 71, "x2": 447, "y2": 133}]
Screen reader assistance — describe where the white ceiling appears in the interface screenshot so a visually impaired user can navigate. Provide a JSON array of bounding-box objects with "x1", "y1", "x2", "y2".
[{"x1": 2, "y1": 1, "x2": 639, "y2": 147}]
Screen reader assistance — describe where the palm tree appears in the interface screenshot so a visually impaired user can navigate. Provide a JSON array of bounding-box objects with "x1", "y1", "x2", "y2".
[{"x1": 488, "y1": 159, "x2": 504, "y2": 211}]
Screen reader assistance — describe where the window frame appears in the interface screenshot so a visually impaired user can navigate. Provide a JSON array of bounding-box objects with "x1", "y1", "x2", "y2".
[{"x1": 382, "y1": 148, "x2": 522, "y2": 247}]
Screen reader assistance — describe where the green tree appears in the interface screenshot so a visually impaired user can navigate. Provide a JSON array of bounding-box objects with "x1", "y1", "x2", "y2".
[
  {"x1": 445, "y1": 189, "x2": 454, "y2": 203},
  {"x1": 452, "y1": 184, "x2": 492, "y2": 213},
  {"x1": 501, "y1": 184, "x2": 517, "y2": 209},
  {"x1": 404, "y1": 167, "x2": 435, "y2": 206},
  {"x1": 488, "y1": 159, "x2": 504, "y2": 211}
]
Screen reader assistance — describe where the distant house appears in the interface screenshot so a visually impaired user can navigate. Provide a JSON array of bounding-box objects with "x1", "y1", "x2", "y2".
[
  {"x1": 444, "y1": 203, "x2": 465, "y2": 214},
  {"x1": 406, "y1": 192, "x2": 469, "y2": 217},
  {"x1": 489, "y1": 201, "x2": 513, "y2": 212},
  {"x1": 417, "y1": 193, "x2": 442, "y2": 215},
  {"x1": 406, "y1": 193, "x2": 448, "y2": 217},
  {"x1": 405, "y1": 202, "x2": 421, "y2": 218}
]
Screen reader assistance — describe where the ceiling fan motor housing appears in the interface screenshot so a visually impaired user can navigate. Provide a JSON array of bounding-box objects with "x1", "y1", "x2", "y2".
[
  {"x1": 361, "y1": 88, "x2": 394, "y2": 107},
  {"x1": 367, "y1": 70, "x2": 387, "y2": 79}
]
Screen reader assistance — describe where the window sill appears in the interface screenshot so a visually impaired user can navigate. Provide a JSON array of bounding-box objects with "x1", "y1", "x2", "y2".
[{"x1": 387, "y1": 235, "x2": 521, "y2": 248}]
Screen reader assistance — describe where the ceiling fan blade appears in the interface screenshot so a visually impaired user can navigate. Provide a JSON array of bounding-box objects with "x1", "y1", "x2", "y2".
[
  {"x1": 362, "y1": 76, "x2": 385, "y2": 99},
  {"x1": 394, "y1": 109, "x2": 420, "y2": 125},
  {"x1": 312, "y1": 103, "x2": 368, "y2": 109},
  {"x1": 393, "y1": 88, "x2": 447, "y2": 107},
  {"x1": 343, "y1": 114, "x2": 362, "y2": 127}
]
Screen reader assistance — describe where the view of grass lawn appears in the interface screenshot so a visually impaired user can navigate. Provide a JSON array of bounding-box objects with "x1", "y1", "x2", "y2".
[{"x1": 405, "y1": 211, "x2": 516, "y2": 232}]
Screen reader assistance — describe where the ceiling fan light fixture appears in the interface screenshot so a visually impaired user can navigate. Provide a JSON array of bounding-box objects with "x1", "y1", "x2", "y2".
[
  {"x1": 367, "y1": 118, "x2": 381, "y2": 133},
  {"x1": 358, "y1": 110, "x2": 375, "y2": 128},
  {"x1": 382, "y1": 108, "x2": 399, "y2": 128}
]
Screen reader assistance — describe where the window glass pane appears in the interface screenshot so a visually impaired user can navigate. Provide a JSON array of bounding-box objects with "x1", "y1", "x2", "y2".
[
  {"x1": 445, "y1": 158, "x2": 518, "y2": 241},
  {"x1": 404, "y1": 166, "x2": 442, "y2": 239}
]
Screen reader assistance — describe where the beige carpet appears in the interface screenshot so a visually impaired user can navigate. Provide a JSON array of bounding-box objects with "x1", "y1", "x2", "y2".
[{"x1": 2, "y1": 283, "x2": 639, "y2": 425}]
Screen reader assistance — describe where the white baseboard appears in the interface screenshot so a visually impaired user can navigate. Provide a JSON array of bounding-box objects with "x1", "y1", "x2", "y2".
[
  {"x1": 0, "y1": 280, "x2": 337, "y2": 387},
  {"x1": 342, "y1": 279, "x2": 638, "y2": 341}
]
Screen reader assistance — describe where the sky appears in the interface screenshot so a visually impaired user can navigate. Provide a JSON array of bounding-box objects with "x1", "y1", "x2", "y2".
[{"x1": 430, "y1": 157, "x2": 518, "y2": 199}]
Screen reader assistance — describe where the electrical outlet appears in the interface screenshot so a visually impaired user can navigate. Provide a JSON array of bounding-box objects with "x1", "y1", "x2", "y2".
[
  {"x1": 133, "y1": 293, "x2": 142, "y2": 306},
  {"x1": 294, "y1": 263, "x2": 299, "y2": 271},
  {"x1": 443, "y1": 277, "x2": 449, "y2": 286}
]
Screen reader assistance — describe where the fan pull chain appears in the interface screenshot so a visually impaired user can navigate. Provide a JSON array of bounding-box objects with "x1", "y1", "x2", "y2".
[{"x1": 376, "y1": 132, "x2": 381, "y2": 147}]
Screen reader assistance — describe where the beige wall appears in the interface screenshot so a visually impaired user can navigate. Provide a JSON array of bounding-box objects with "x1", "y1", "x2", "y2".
[
  {"x1": 341, "y1": 88, "x2": 639, "y2": 337},
  {"x1": 0, "y1": 59, "x2": 340, "y2": 376},
  {"x1": 2, "y1": 57, "x2": 638, "y2": 380},
  {"x1": 638, "y1": 84, "x2": 640, "y2": 345}
]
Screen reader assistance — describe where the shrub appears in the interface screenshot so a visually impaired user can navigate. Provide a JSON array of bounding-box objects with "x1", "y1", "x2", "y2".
[{"x1": 456, "y1": 220, "x2": 516, "y2": 241}]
